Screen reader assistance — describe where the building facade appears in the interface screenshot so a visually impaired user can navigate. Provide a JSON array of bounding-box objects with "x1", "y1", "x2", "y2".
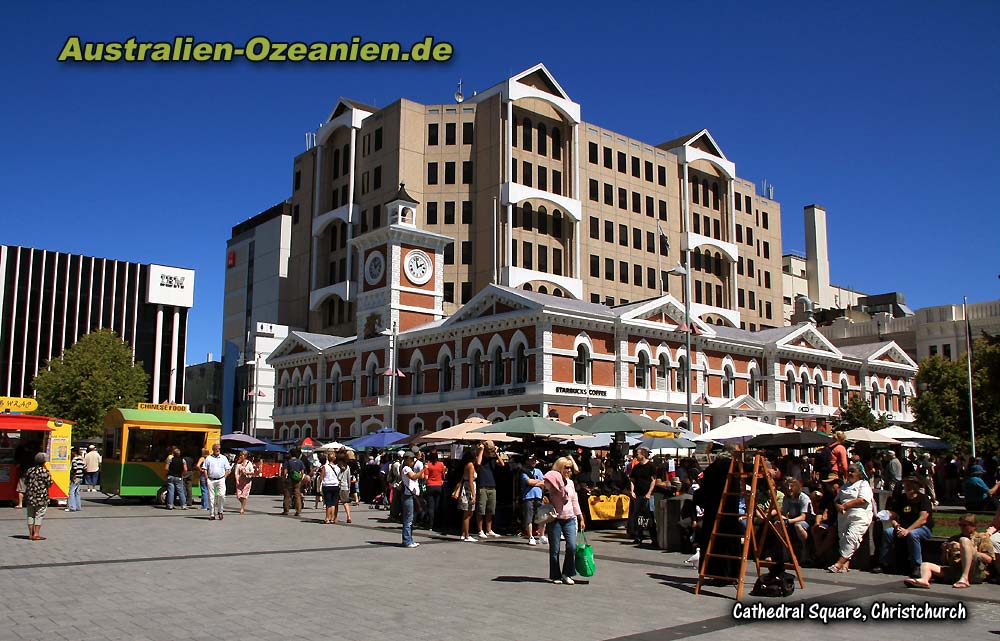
[
  {"x1": 268, "y1": 190, "x2": 917, "y2": 439},
  {"x1": 0, "y1": 245, "x2": 194, "y2": 402},
  {"x1": 284, "y1": 64, "x2": 784, "y2": 338}
]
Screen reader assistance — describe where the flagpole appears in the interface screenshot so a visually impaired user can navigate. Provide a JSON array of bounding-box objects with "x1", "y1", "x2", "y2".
[{"x1": 964, "y1": 296, "x2": 976, "y2": 458}]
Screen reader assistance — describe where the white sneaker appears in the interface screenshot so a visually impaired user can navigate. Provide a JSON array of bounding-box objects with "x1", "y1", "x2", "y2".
[
  {"x1": 551, "y1": 578, "x2": 563, "y2": 584},
  {"x1": 528, "y1": 537, "x2": 537, "y2": 546},
  {"x1": 539, "y1": 535, "x2": 549, "y2": 545},
  {"x1": 684, "y1": 550, "x2": 700, "y2": 566},
  {"x1": 477, "y1": 531, "x2": 487, "y2": 538},
  {"x1": 405, "y1": 542, "x2": 420, "y2": 548},
  {"x1": 562, "y1": 576, "x2": 575, "y2": 585},
  {"x1": 463, "y1": 536, "x2": 478, "y2": 542},
  {"x1": 487, "y1": 531, "x2": 501, "y2": 538}
]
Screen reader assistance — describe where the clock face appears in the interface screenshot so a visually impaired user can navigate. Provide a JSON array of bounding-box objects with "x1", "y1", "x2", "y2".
[
  {"x1": 404, "y1": 250, "x2": 433, "y2": 285},
  {"x1": 364, "y1": 251, "x2": 385, "y2": 286}
]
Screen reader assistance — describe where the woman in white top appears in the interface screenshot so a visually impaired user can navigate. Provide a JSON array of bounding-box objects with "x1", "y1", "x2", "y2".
[
  {"x1": 320, "y1": 457, "x2": 341, "y2": 524},
  {"x1": 827, "y1": 464, "x2": 874, "y2": 573},
  {"x1": 331, "y1": 450, "x2": 353, "y2": 524}
]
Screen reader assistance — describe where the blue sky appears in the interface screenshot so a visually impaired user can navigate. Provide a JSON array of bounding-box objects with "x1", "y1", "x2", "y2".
[{"x1": 2, "y1": 1, "x2": 998, "y2": 364}]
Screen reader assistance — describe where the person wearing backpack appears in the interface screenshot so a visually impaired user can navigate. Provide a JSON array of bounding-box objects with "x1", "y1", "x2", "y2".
[{"x1": 281, "y1": 449, "x2": 306, "y2": 516}]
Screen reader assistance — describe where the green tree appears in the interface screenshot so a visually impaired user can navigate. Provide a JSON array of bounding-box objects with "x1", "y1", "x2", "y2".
[
  {"x1": 911, "y1": 335, "x2": 1000, "y2": 454},
  {"x1": 33, "y1": 329, "x2": 148, "y2": 438},
  {"x1": 834, "y1": 393, "x2": 878, "y2": 430}
]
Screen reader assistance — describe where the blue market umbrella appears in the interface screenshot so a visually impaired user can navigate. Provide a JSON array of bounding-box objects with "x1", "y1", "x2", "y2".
[
  {"x1": 347, "y1": 427, "x2": 409, "y2": 450},
  {"x1": 242, "y1": 442, "x2": 289, "y2": 453}
]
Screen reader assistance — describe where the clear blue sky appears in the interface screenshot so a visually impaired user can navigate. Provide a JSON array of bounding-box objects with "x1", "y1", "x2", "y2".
[{"x1": 2, "y1": 1, "x2": 998, "y2": 364}]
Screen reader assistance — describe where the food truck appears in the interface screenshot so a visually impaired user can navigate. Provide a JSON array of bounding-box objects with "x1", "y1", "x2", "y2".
[
  {"x1": 102, "y1": 407, "x2": 221, "y2": 501},
  {"x1": 0, "y1": 413, "x2": 74, "y2": 504}
]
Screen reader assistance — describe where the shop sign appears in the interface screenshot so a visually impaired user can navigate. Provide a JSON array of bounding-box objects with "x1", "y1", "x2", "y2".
[
  {"x1": 475, "y1": 387, "x2": 526, "y2": 398},
  {"x1": 0, "y1": 397, "x2": 38, "y2": 412},
  {"x1": 138, "y1": 402, "x2": 190, "y2": 412},
  {"x1": 798, "y1": 406, "x2": 812, "y2": 413},
  {"x1": 146, "y1": 264, "x2": 195, "y2": 308},
  {"x1": 554, "y1": 386, "x2": 608, "y2": 397}
]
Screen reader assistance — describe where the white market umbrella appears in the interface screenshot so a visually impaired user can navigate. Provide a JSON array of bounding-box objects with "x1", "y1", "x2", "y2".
[
  {"x1": 876, "y1": 426, "x2": 940, "y2": 441},
  {"x1": 843, "y1": 428, "x2": 900, "y2": 445},
  {"x1": 422, "y1": 417, "x2": 520, "y2": 443},
  {"x1": 318, "y1": 441, "x2": 353, "y2": 451},
  {"x1": 693, "y1": 416, "x2": 795, "y2": 443}
]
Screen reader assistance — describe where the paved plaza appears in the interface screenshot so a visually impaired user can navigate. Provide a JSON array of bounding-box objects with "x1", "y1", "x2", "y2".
[{"x1": 1, "y1": 495, "x2": 997, "y2": 641}]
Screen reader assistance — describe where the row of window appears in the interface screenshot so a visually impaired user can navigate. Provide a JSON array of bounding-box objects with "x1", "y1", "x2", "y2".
[
  {"x1": 425, "y1": 201, "x2": 473, "y2": 226},
  {"x1": 512, "y1": 117, "x2": 562, "y2": 160},
  {"x1": 361, "y1": 127, "x2": 383, "y2": 156},
  {"x1": 427, "y1": 161, "x2": 474, "y2": 185},
  {"x1": 587, "y1": 142, "x2": 667, "y2": 186},
  {"x1": 734, "y1": 192, "x2": 770, "y2": 229},
  {"x1": 513, "y1": 242, "x2": 564, "y2": 275},
  {"x1": 587, "y1": 179, "x2": 669, "y2": 220},
  {"x1": 427, "y1": 122, "x2": 474, "y2": 146},
  {"x1": 589, "y1": 256, "x2": 668, "y2": 290},
  {"x1": 782, "y1": 375, "x2": 909, "y2": 413},
  {"x1": 513, "y1": 159, "x2": 563, "y2": 195},
  {"x1": 512, "y1": 204, "x2": 566, "y2": 238},
  {"x1": 588, "y1": 220, "x2": 669, "y2": 255}
]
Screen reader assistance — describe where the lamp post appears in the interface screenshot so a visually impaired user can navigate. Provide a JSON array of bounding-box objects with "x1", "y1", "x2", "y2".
[
  {"x1": 382, "y1": 322, "x2": 399, "y2": 433},
  {"x1": 667, "y1": 263, "x2": 693, "y2": 433}
]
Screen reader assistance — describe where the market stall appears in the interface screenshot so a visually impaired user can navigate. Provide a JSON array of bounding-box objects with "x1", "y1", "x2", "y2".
[
  {"x1": 0, "y1": 413, "x2": 74, "y2": 504},
  {"x1": 102, "y1": 407, "x2": 221, "y2": 500}
]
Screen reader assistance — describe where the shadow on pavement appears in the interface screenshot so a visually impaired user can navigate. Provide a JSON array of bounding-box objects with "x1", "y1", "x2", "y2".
[
  {"x1": 492, "y1": 575, "x2": 552, "y2": 583},
  {"x1": 648, "y1": 572, "x2": 731, "y2": 599}
]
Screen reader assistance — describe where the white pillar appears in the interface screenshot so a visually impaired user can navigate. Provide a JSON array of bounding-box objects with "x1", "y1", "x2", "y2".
[
  {"x1": 727, "y1": 177, "x2": 737, "y2": 310},
  {"x1": 345, "y1": 126, "x2": 358, "y2": 299},
  {"x1": 310, "y1": 145, "x2": 323, "y2": 291},
  {"x1": 572, "y1": 123, "x2": 581, "y2": 278},
  {"x1": 504, "y1": 100, "x2": 513, "y2": 282},
  {"x1": 169, "y1": 307, "x2": 179, "y2": 403},
  {"x1": 152, "y1": 305, "x2": 163, "y2": 403}
]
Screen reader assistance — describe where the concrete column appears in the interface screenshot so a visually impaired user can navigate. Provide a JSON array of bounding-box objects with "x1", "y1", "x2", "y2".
[
  {"x1": 504, "y1": 100, "x2": 514, "y2": 282},
  {"x1": 152, "y1": 305, "x2": 163, "y2": 403},
  {"x1": 572, "y1": 123, "x2": 581, "y2": 278},
  {"x1": 727, "y1": 178, "x2": 737, "y2": 310},
  {"x1": 168, "y1": 307, "x2": 179, "y2": 402},
  {"x1": 310, "y1": 145, "x2": 324, "y2": 292},
  {"x1": 345, "y1": 126, "x2": 358, "y2": 299}
]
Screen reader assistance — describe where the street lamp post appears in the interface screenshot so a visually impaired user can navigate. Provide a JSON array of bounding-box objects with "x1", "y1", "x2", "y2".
[
  {"x1": 382, "y1": 322, "x2": 399, "y2": 433},
  {"x1": 668, "y1": 263, "x2": 693, "y2": 433}
]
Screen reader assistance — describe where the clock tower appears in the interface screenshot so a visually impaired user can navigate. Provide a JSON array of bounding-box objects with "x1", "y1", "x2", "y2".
[{"x1": 350, "y1": 184, "x2": 453, "y2": 337}]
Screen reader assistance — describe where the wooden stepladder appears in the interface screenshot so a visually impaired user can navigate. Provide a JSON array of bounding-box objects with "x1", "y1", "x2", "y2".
[{"x1": 695, "y1": 453, "x2": 805, "y2": 599}]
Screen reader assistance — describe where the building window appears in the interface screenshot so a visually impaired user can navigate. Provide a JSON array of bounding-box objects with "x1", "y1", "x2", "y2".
[
  {"x1": 463, "y1": 122, "x2": 474, "y2": 144},
  {"x1": 722, "y1": 365, "x2": 734, "y2": 399},
  {"x1": 428, "y1": 123, "x2": 439, "y2": 146},
  {"x1": 374, "y1": 127, "x2": 383, "y2": 151},
  {"x1": 618, "y1": 224, "x2": 628, "y2": 247},
  {"x1": 632, "y1": 228, "x2": 642, "y2": 250},
  {"x1": 644, "y1": 160, "x2": 653, "y2": 182},
  {"x1": 294, "y1": 170, "x2": 301, "y2": 191},
  {"x1": 552, "y1": 127, "x2": 562, "y2": 160},
  {"x1": 574, "y1": 345, "x2": 591, "y2": 384},
  {"x1": 631, "y1": 156, "x2": 640, "y2": 178},
  {"x1": 618, "y1": 188, "x2": 627, "y2": 210},
  {"x1": 553, "y1": 248, "x2": 563, "y2": 275},
  {"x1": 537, "y1": 123, "x2": 547, "y2": 156},
  {"x1": 589, "y1": 142, "x2": 598, "y2": 164},
  {"x1": 604, "y1": 183, "x2": 613, "y2": 206},
  {"x1": 604, "y1": 258, "x2": 614, "y2": 281},
  {"x1": 659, "y1": 200, "x2": 667, "y2": 221},
  {"x1": 763, "y1": 241, "x2": 770, "y2": 259},
  {"x1": 443, "y1": 282, "x2": 454, "y2": 302},
  {"x1": 538, "y1": 246, "x2": 548, "y2": 273},
  {"x1": 657, "y1": 354, "x2": 670, "y2": 390},
  {"x1": 445, "y1": 201, "x2": 456, "y2": 224},
  {"x1": 427, "y1": 162, "x2": 438, "y2": 185},
  {"x1": 515, "y1": 345, "x2": 528, "y2": 384},
  {"x1": 292, "y1": 204, "x2": 300, "y2": 225},
  {"x1": 617, "y1": 151, "x2": 626, "y2": 173},
  {"x1": 522, "y1": 204, "x2": 533, "y2": 230},
  {"x1": 538, "y1": 166, "x2": 547, "y2": 191},
  {"x1": 522, "y1": 241, "x2": 533, "y2": 269},
  {"x1": 461, "y1": 241, "x2": 471, "y2": 264},
  {"x1": 762, "y1": 211, "x2": 769, "y2": 229},
  {"x1": 461, "y1": 282, "x2": 471, "y2": 304},
  {"x1": 943, "y1": 343, "x2": 952, "y2": 359},
  {"x1": 426, "y1": 201, "x2": 438, "y2": 225},
  {"x1": 522, "y1": 161, "x2": 532, "y2": 187},
  {"x1": 636, "y1": 352, "x2": 650, "y2": 389},
  {"x1": 445, "y1": 122, "x2": 456, "y2": 145},
  {"x1": 444, "y1": 161, "x2": 456, "y2": 184},
  {"x1": 647, "y1": 267, "x2": 656, "y2": 289},
  {"x1": 677, "y1": 356, "x2": 688, "y2": 392},
  {"x1": 604, "y1": 220, "x2": 613, "y2": 243},
  {"x1": 633, "y1": 264, "x2": 642, "y2": 286},
  {"x1": 589, "y1": 217, "x2": 600, "y2": 239},
  {"x1": 470, "y1": 351, "x2": 483, "y2": 388},
  {"x1": 589, "y1": 179, "x2": 599, "y2": 201},
  {"x1": 462, "y1": 161, "x2": 473, "y2": 184},
  {"x1": 462, "y1": 201, "x2": 472, "y2": 224},
  {"x1": 749, "y1": 368, "x2": 760, "y2": 400},
  {"x1": 522, "y1": 118, "x2": 532, "y2": 150},
  {"x1": 373, "y1": 166, "x2": 382, "y2": 191},
  {"x1": 632, "y1": 192, "x2": 641, "y2": 213},
  {"x1": 657, "y1": 165, "x2": 666, "y2": 186},
  {"x1": 619, "y1": 260, "x2": 628, "y2": 283},
  {"x1": 813, "y1": 374, "x2": 824, "y2": 405},
  {"x1": 491, "y1": 347, "x2": 504, "y2": 387},
  {"x1": 603, "y1": 146, "x2": 612, "y2": 168}
]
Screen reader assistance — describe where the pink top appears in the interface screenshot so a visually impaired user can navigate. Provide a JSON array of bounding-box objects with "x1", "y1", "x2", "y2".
[{"x1": 544, "y1": 470, "x2": 583, "y2": 520}]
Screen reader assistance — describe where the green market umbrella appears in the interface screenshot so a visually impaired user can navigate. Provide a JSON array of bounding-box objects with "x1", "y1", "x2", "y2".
[
  {"x1": 470, "y1": 412, "x2": 592, "y2": 439},
  {"x1": 572, "y1": 406, "x2": 669, "y2": 435}
]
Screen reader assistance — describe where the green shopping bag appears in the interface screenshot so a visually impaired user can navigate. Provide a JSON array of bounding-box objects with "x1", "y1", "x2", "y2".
[{"x1": 575, "y1": 531, "x2": 595, "y2": 577}]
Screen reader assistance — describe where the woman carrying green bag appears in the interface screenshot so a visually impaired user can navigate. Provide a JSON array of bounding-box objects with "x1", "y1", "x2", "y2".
[
  {"x1": 543, "y1": 456, "x2": 586, "y2": 585},
  {"x1": 576, "y1": 531, "x2": 596, "y2": 577}
]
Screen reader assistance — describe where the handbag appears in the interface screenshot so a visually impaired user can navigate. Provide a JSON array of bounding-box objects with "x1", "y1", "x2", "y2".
[
  {"x1": 534, "y1": 503, "x2": 557, "y2": 527},
  {"x1": 451, "y1": 482, "x2": 463, "y2": 500},
  {"x1": 636, "y1": 498, "x2": 653, "y2": 529},
  {"x1": 575, "y1": 531, "x2": 596, "y2": 577}
]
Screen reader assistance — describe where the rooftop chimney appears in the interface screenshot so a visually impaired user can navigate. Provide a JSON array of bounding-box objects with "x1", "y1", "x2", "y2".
[{"x1": 804, "y1": 204, "x2": 831, "y2": 310}]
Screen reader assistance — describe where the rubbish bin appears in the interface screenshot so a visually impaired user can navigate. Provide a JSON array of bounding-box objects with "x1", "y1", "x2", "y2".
[{"x1": 658, "y1": 494, "x2": 693, "y2": 551}]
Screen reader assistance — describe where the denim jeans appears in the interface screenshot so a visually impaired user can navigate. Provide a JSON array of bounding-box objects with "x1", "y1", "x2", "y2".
[
  {"x1": 200, "y1": 477, "x2": 210, "y2": 509},
  {"x1": 68, "y1": 481, "x2": 82, "y2": 511},
  {"x1": 424, "y1": 485, "x2": 443, "y2": 530},
  {"x1": 167, "y1": 475, "x2": 186, "y2": 508},
  {"x1": 547, "y1": 517, "x2": 579, "y2": 580},
  {"x1": 879, "y1": 524, "x2": 933, "y2": 569},
  {"x1": 401, "y1": 494, "x2": 415, "y2": 546}
]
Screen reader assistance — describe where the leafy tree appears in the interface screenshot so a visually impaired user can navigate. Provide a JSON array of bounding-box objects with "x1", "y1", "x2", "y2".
[
  {"x1": 911, "y1": 335, "x2": 1000, "y2": 454},
  {"x1": 33, "y1": 329, "x2": 148, "y2": 438},
  {"x1": 834, "y1": 393, "x2": 877, "y2": 431}
]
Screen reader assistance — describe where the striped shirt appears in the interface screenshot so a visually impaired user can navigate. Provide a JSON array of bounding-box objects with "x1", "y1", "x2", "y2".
[{"x1": 71, "y1": 456, "x2": 86, "y2": 482}]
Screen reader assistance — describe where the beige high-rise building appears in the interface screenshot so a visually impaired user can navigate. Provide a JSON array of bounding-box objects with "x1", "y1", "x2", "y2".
[{"x1": 283, "y1": 64, "x2": 783, "y2": 335}]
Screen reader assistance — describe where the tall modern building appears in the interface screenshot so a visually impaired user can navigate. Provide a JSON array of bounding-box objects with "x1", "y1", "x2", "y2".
[
  {"x1": 221, "y1": 202, "x2": 293, "y2": 434},
  {"x1": 0, "y1": 245, "x2": 194, "y2": 402},
  {"x1": 283, "y1": 64, "x2": 784, "y2": 338}
]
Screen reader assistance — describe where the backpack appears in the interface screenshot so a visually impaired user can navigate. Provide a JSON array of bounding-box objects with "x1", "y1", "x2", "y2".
[
  {"x1": 287, "y1": 460, "x2": 304, "y2": 482},
  {"x1": 750, "y1": 572, "x2": 795, "y2": 598},
  {"x1": 815, "y1": 446, "x2": 834, "y2": 475}
]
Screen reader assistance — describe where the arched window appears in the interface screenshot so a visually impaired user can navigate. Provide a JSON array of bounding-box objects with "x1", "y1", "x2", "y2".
[
  {"x1": 522, "y1": 203, "x2": 533, "y2": 230},
  {"x1": 329, "y1": 371, "x2": 339, "y2": 403},
  {"x1": 799, "y1": 372, "x2": 809, "y2": 404},
  {"x1": 677, "y1": 356, "x2": 688, "y2": 392},
  {"x1": 574, "y1": 345, "x2": 590, "y2": 385},
  {"x1": 342, "y1": 144, "x2": 350, "y2": 170},
  {"x1": 522, "y1": 117, "x2": 532, "y2": 151},
  {"x1": 412, "y1": 359, "x2": 424, "y2": 395},
  {"x1": 538, "y1": 285, "x2": 548, "y2": 295},
  {"x1": 291, "y1": 427, "x2": 300, "y2": 439},
  {"x1": 749, "y1": 368, "x2": 761, "y2": 400},
  {"x1": 691, "y1": 178, "x2": 699, "y2": 204},
  {"x1": 701, "y1": 180, "x2": 709, "y2": 206},
  {"x1": 523, "y1": 283, "x2": 533, "y2": 292},
  {"x1": 551, "y1": 127, "x2": 562, "y2": 160},
  {"x1": 491, "y1": 347, "x2": 504, "y2": 387},
  {"x1": 367, "y1": 362, "x2": 379, "y2": 397},
  {"x1": 636, "y1": 352, "x2": 650, "y2": 389},
  {"x1": 304, "y1": 426, "x2": 312, "y2": 438},
  {"x1": 711, "y1": 182, "x2": 719, "y2": 210},
  {"x1": 871, "y1": 382, "x2": 880, "y2": 412},
  {"x1": 721, "y1": 365, "x2": 734, "y2": 399},
  {"x1": 514, "y1": 344, "x2": 528, "y2": 384},
  {"x1": 840, "y1": 380, "x2": 849, "y2": 406},
  {"x1": 657, "y1": 354, "x2": 670, "y2": 391},
  {"x1": 886, "y1": 386, "x2": 895, "y2": 413},
  {"x1": 813, "y1": 374, "x2": 824, "y2": 405},
  {"x1": 785, "y1": 372, "x2": 795, "y2": 402},
  {"x1": 715, "y1": 252, "x2": 723, "y2": 276},
  {"x1": 511, "y1": 117, "x2": 518, "y2": 148},
  {"x1": 471, "y1": 350, "x2": 483, "y2": 388},
  {"x1": 553, "y1": 210, "x2": 564, "y2": 239},
  {"x1": 332, "y1": 148, "x2": 341, "y2": 179},
  {"x1": 899, "y1": 386, "x2": 908, "y2": 411},
  {"x1": 553, "y1": 288, "x2": 563, "y2": 297},
  {"x1": 439, "y1": 355, "x2": 453, "y2": 392},
  {"x1": 537, "y1": 123, "x2": 547, "y2": 156}
]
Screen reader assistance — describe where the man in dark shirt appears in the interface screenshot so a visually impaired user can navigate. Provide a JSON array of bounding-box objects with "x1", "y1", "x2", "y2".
[
  {"x1": 876, "y1": 477, "x2": 934, "y2": 577},
  {"x1": 629, "y1": 448, "x2": 656, "y2": 544}
]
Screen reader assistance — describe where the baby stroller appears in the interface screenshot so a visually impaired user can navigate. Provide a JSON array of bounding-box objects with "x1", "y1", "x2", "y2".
[{"x1": 369, "y1": 492, "x2": 390, "y2": 510}]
